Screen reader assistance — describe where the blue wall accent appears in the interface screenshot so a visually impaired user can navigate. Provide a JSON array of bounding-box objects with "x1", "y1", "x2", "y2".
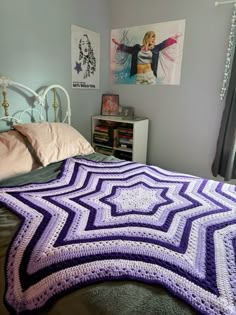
[{"x1": 0, "y1": 0, "x2": 111, "y2": 140}]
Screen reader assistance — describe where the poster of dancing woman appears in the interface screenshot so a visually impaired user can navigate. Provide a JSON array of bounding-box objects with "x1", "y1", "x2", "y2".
[{"x1": 111, "y1": 19, "x2": 185, "y2": 85}]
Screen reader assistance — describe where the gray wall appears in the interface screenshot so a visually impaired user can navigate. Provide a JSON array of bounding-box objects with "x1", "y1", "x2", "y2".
[
  {"x1": 111, "y1": 0, "x2": 236, "y2": 184},
  {"x1": 0, "y1": 0, "x2": 111, "y2": 140}
]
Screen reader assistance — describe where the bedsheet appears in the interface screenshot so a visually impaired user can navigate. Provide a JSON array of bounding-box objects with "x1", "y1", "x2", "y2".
[{"x1": 0, "y1": 153, "x2": 198, "y2": 315}]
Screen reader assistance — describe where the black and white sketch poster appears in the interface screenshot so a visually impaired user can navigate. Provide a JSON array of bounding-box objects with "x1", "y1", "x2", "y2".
[{"x1": 71, "y1": 25, "x2": 100, "y2": 89}]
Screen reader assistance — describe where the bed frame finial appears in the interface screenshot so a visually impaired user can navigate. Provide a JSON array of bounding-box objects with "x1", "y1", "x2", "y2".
[
  {"x1": 52, "y1": 88, "x2": 58, "y2": 122},
  {"x1": 2, "y1": 85, "x2": 9, "y2": 116}
]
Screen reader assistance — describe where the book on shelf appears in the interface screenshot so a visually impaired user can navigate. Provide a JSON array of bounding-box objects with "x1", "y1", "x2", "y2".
[
  {"x1": 118, "y1": 134, "x2": 133, "y2": 138},
  {"x1": 94, "y1": 146, "x2": 114, "y2": 156},
  {"x1": 95, "y1": 126, "x2": 109, "y2": 132},
  {"x1": 119, "y1": 143, "x2": 132, "y2": 149},
  {"x1": 93, "y1": 139, "x2": 113, "y2": 147},
  {"x1": 115, "y1": 150, "x2": 132, "y2": 161},
  {"x1": 118, "y1": 139, "x2": 133, "y2": 145},
  {"x1": 93, "y1": 131, "x2": 110, "y2": 137},
  {"x1": 93, "y1": 134, "x2": 109, "y2": 140},
  {"x1": 118, "y1": 128, "x2": 133, "y2": 134},
  {"x1": 119, "y1": 137, "x2": 133, "y2": 143},
  {"x1": 93, "y1": 125, "x2": 118, "y2": 148}
]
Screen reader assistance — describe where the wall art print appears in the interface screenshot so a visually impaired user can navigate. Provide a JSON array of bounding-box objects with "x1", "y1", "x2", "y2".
[
  {"x1": 111, "y1": 19, "x2": 185, "y2": 86},
  {"x1": 71, "y1": 25, "x2": 100, "y2": 89},
  {"x1": 101, "y1": 94, "x2": 119, "y2": 116}
]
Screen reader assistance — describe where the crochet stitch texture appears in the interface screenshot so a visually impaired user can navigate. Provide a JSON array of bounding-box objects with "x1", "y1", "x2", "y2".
[{"x1": 0, "y1": 158, "x2": 236, "y2": 315}]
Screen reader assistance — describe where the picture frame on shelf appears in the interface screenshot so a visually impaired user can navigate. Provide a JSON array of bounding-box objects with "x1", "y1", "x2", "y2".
[
  {"x1": 101, "y1": 94, "x2": 119, "y2": 115},
  {"x1": 118, "y1": 105, "x2": 134, "y2": 118}
]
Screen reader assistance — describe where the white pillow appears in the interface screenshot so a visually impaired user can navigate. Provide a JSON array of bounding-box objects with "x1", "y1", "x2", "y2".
[
  {"x1": 0, "y1": 130, "x2": 40, "y2": 181},
  {"x1": 14, "y1": 122, "x2": 94, "y2": 166}
]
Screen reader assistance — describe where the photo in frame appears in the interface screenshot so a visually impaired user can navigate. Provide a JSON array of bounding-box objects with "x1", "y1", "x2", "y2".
[
  {"x1": 101, "y1": 94, "x2": 119, "y2": 115},
  {"x1": 118, "y1": 105, "x2": 134, "y2": 118}
]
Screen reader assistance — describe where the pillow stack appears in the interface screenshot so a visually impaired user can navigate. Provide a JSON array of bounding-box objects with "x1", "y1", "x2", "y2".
[{"x1": 0, "y1": 122, "x2": 94, "y2": 181}]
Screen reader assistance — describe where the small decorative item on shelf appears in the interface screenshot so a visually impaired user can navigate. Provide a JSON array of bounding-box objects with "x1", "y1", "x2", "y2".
[
  {"x1": 101, "y1": 94, "x2": 119, "y2": 115},
  {"x1": 118, "y1": 105, "x2": 134, "y2": 119}
]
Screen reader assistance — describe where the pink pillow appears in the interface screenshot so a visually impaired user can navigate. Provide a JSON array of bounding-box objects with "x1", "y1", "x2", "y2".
[
  {"x1": 14, "y1": 122, "x2": 94, "y2": 166},
  {"x1": 0, "y1": 130, "x2": 40, "y2": 181}
]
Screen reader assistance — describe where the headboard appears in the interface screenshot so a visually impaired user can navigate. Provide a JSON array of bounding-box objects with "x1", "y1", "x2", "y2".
[{"x1": 0, "y1": 76, "x2": 71, "y2": 129}]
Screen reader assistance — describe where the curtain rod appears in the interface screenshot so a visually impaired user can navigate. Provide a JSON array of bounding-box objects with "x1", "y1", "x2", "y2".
[{"x1": 215, "y1": 0, "x2": 236, "y2": 6}]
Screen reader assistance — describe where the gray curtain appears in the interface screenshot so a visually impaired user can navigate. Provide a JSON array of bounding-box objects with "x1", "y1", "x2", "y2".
[{"x1": 212, "y1": 46, "x2": 236, "y2": 181}]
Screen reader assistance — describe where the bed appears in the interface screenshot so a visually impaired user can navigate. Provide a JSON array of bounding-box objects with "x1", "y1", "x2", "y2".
[{"x1": 0, "y1": 77, "x2": 235, "y2": 315}]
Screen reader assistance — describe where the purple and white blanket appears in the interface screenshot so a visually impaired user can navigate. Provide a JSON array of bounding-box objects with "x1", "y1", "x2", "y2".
[{"x1": 1, "y1": 158, "x2": 236, "y2": 315}]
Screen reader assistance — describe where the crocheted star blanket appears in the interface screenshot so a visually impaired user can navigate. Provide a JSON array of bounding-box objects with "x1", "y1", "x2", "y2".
[{"x1": 1, "y1": 158, "x2": 236, "y2": 315}]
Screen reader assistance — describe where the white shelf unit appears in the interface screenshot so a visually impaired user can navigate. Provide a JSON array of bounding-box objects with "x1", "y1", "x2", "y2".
[{"x1": 91, "y1": 115, "x2": 149, "y2": 163}]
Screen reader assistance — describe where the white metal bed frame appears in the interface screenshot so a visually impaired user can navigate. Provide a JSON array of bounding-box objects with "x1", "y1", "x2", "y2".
[{"x1": 0, "y1": 76, "x2": 71, "y2": 125}]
